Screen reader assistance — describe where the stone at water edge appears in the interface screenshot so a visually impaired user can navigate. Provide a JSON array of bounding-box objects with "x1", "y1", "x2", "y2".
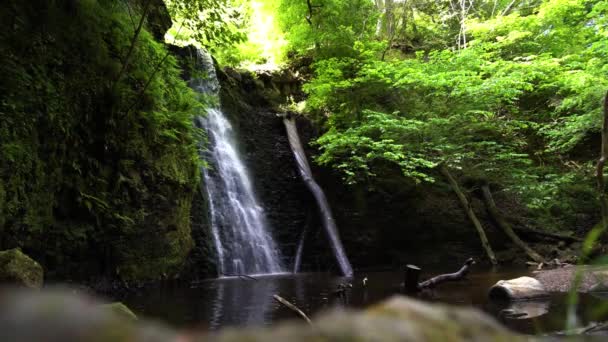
[
  {"x1": 0, "y1": 248, "x2": 43, "y2": 289},
  {"x1": 489, "y1": 276, "x2": 549, "y2": 300}
]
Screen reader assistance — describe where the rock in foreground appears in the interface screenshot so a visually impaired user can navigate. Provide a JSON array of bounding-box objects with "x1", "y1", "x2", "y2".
[
  {"x1": 0, "y1": 289, "x2": 522, "y2": 342},
  {"x1": 208, "y1": 296, "x2": 521, "y2": 342},
  {"x1": 0, "y1": 249, "x2": 43, "y2": 289}
]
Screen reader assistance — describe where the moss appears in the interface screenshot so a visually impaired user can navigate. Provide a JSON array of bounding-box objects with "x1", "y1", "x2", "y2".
[
  {"x1": 0, "y1": 0, "x2": 201, "y2": 281},
  {"x1": 0, "y1": 248, "x2": 44, "y2": 288}
]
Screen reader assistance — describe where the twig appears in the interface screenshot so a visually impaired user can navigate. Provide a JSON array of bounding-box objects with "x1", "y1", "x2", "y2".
[
  {"x1": 113, "y1": 0, "x2": 153, "y2": 89},
  {"x1": 237, "y1": 274, "x2": 258, "y2": 281},
  {"x1": 273, "y1": 294, "x2": 312, "y2": 325},
  {"x1": 125, "y1": 22, "x2": 185, "y2": 114},
  {"x1": 418, "y1": 258, "x2": 475, "y2": 289}
]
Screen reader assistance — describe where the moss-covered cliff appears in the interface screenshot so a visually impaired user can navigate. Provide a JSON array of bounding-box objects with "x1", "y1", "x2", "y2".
[{"x1": 0, "y1": 0, "x2": 200, "y2": 281}]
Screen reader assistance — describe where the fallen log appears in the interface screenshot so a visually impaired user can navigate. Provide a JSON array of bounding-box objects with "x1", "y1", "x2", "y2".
[
  {"x1": 418, "y1": 258, "x2": 475, "y2": 290},
  {"x1": 273, "y1": 294, "x2": 312, "y2": 325},
  {"x1": 481, "y1": 184, "x2": 544, "y2": 263},
  {"x1": 237, "y1": 274, "x2": 258, "y2": 281},
  {"x1": 511, "y1": 227, "x2": 582, "y2": 243},
  {"x1": 404, "y1": 265, "x2": 421, "y2": 293},
  {"x1": 440, "y1": 165, "x2": 497, "y2": 265}
]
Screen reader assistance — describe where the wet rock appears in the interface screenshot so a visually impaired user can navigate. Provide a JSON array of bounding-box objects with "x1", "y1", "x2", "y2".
[
  {"x1": 99, "y1": 302, "x2": 137, "y2": 321},
  {"x1": 224, "y1": 67, "x2": 243, "y2": 82},
  {"x1": 0, "y1": 248, "x2": 43, "y2": 289},
  {"x1": 489, "y1": 276, "x2": 548, "y2": 300}
]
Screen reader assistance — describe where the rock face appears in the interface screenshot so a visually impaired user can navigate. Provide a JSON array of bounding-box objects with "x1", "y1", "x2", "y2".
[
  {"x1": 0, "y1": 290, "x2": 521, "y2": 342},
  {"x1": 0, "y1": 249, "x2": 43, "y2": 289},
  {"x1": 488, "y1": 276, "x2": 548, "y2": 300},
  {"x1": 217, "y1": 70, "x2": 318, "y2": 270}
]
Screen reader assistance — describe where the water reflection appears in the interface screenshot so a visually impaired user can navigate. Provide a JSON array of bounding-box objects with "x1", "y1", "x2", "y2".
[
  {"x1": 488, "y1": 299, "x2": 551, "y2": 320},
  {"x1": 122, "y1": 269, "x2": 608, "y2": 335},
  {"x1": 207, "y1": 276, "x2": 278, "y2": 329}
]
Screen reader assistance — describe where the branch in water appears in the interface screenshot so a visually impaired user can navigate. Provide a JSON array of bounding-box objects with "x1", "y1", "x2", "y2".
[
  {"x1": 273, "y1": 294, "x2": 312, "y2": 325},
  {"x1": 418, "y1": 258, "x2": 475, "y2": 290}
]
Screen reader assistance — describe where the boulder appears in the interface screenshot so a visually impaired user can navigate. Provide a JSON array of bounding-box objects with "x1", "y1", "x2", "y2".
[
  {"x1": 0, "y1": 288, "x2": 175, "y2": 342},
  {"x1": 209, "y1": 296, "x2": 521, "y2": 342},
  {"x1": 0, "y1": 248, "x2": 43, "y2": 289},
  {"x1": 488, "y1": 276, "x2": 548, "y2": 300},
  {"x1": 0, "y1": 290, "x2": 522, "y2": 342}
]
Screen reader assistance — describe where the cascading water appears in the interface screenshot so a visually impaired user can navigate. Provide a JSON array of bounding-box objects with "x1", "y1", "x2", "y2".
[
  {"x1": 283, "y1": 116, "x2": 353, "y2": 277},
  {"x1": 190, "y1": 49, "x2": 283, "y2": 276}
]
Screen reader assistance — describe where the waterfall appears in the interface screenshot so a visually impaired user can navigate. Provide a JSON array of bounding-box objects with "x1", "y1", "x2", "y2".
[
  {"x1": 190, "y1": 49, "x2": 284, "y2": 276},
  {"x1": 283, "y1": 117, "x2": 353, "y2": 276}
]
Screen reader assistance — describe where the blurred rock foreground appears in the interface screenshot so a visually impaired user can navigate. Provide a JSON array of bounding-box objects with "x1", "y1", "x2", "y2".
[
  {"x1": 0, "y1": 288, "x2": 523, "y2": 342},
  {"x1": 0, "y1": 249, "x2": 43, "y2": 289}
]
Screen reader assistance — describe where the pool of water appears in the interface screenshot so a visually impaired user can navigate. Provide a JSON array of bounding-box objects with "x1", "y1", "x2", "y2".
[{"x1": 122, "y1": 266, "x2": 608, "y2": 335}]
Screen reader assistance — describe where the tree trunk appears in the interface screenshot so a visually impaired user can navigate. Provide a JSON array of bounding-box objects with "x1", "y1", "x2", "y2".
[
  {"x1": 404, "y1": 264, "x2": 421, "y2": 293},
  {"x1": 512, "y1": 226, "x2": 582, "y2": 243},
  {"x1": 597, "y1": 91, "x2": 608, "y2": 234},
  {"x1": 440, "y1": 165, "x2": 498, "y2": 265},
  {"x1": 481, "y1": 184, "x2": 544, "y2": 263},
  {"x1": 375, "y1": 0, "x2": 385, "y2": 36}
]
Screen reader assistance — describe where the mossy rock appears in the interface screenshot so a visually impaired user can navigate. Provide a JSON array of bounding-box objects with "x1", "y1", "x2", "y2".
[
  {"x1": 99, "y1": 302, "x2": 137, "y2": 321},
  {"x1": 0, "y1": 248, "x2": 43, "y2": 289}
]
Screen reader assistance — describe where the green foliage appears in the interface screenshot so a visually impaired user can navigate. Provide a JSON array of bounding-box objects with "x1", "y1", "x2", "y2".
[
  {"x1": 214, "y1": 0, "x2": 288, "y2": 67},
  {"x1": 300, "y1": 0, "x2": 608, "y2": 227},
  {"x1": 0, "y1": 0, "x2": 201, "y2": 280},
  {"x1": 277, "y1": 0, "x2": 377, "y2": 58},
  {"x1": 165, "y1": 0, "x2": 247, "y2": 52}
]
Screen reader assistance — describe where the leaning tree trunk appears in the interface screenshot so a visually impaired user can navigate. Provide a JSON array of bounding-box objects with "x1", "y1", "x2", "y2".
[
  {"x1": 480, "y1": 184, "x2": 544, "y2": 263},
  {"x1": 597, "y1": 91, "x2": 608, "y2": 233},
  {"x1": 440, "y1": 165, "x2": 498, "y2": 265}
]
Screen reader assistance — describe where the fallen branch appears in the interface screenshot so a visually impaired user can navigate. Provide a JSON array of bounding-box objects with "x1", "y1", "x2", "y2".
[
  {"x1": 113, "y1": 0, "x2": 152, "y2": 89},
  {"x1": 273, "y1": 294, "x2": 312, "y2": 325},
  {"x1": 237, "y1": 274, "x2": 258, "y2": 281},
  {"x1": 418, "y1": 258, "x2": 475, "y2": 289},
  {"x1": 440, "y1": 165, "x2": 497, "y2": 265},
  {"x1": 512, "y1": 227, "x2": 582, "y2": 243},
  {"x1": 481, "y1": 184, "x2": 544, "y2": 263}
]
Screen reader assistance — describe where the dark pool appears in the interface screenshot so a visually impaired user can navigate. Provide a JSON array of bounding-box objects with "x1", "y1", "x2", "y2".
[{"x1": 121, "y1": 266, "x2": 608, "y2": 335}]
